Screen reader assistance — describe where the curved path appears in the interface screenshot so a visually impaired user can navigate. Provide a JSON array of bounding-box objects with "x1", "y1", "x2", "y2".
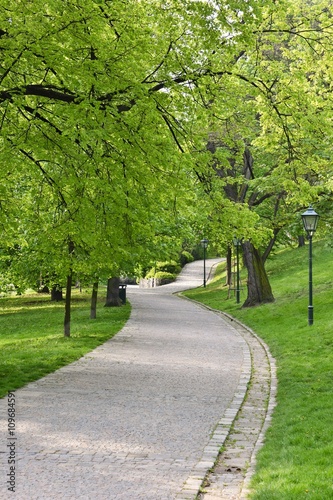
[{"x1": 0, "y1": 259, "x2": 275, "y2": 499}]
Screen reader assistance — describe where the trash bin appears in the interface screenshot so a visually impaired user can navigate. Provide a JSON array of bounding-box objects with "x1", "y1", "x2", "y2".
[{"x1": 119, "y1": 284, "x2": 127, "y2": 304}]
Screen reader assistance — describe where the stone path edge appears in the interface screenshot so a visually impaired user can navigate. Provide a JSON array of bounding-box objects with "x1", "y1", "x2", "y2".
[
  {"x1": 215, "y1": 310, "x2": 277, "y2": 498},
  {"x1": 175, "y1": 293, "x2": 277, "y2": 500}
]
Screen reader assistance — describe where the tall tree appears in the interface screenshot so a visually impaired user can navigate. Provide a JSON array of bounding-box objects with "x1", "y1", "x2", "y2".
[
  {"x1": 1, "y1": 0, "x2": 333, "y2": 313},
  {"x1": 191, "y1": 0, "x2": 333, "y2": 305}
]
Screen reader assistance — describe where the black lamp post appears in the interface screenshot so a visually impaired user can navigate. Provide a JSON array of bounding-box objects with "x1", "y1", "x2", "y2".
[
  {"x1": 201, "y1": 238, "x2": 209, "y2": 287},
  {"x1": 301, "y1": 206, "x2": 319, "y2": 326},
  {"x1": 233, "y1": 237, "x2": 242, "y2": 304}
]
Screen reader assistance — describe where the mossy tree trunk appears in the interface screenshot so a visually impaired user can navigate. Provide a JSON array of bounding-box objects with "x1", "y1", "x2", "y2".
[{"x1": 242, "y1": 241, "x2": 274, "y2": 307}]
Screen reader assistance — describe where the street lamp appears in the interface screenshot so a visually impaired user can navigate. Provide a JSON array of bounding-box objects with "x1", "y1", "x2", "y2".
[
  {"x1": 233, "y1": 237, "x2": 242, "y2": 304},
  {"x1": 301, "y1": 206, "x2": 320, "y2": 326},
  {"x1": 201, "y1": 238, "x2": 209, "y2": 287}
]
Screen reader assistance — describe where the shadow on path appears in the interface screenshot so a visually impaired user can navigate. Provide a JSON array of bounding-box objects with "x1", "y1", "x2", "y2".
[{"x1": 0, "y1": 259, "x2": 276, "y2": 500}]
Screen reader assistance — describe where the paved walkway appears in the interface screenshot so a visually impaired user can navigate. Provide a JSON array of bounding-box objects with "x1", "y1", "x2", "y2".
[{"x1": 0, "y1": 259, "x2": 276, "y2": 499}]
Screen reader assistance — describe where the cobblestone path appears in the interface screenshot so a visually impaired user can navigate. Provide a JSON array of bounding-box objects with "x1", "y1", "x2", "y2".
[{"x1": 0, "y1": 260, "x2": 275, "y2": 499}]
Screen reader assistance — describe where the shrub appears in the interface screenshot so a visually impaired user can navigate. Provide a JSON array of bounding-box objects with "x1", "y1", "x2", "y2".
[
  {"x1": 156, "y1": 260, "x2": 181, "y2": 274},
  {"x1": 145, "y1": 268, "x2": 156, "y2": 279},
  {"x1": 144, "y1": 260, "x2": 182, "y2": 281},
  {"x1": 154, "y1": 271, "x2": 176, "y2": 284},
  {"x1": 180, "y1": 251, "x2": 194, "y2": 267}
]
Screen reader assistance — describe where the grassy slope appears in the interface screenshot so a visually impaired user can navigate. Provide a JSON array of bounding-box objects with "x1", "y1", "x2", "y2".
[
  {"x1": 183, "y1": 241, "x2": 333, "y2": 499},
  {"x1": 0, "y1": 290, "x2": 130, "y2": 399}
]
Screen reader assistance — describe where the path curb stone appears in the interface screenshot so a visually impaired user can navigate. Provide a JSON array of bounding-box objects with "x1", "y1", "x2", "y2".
[
  {"x1": 179, "y1": 299, "x2": 277, "y2": 499},
  {"x1": 174, "y1": 306, "x2": 251, "y2": 499}
]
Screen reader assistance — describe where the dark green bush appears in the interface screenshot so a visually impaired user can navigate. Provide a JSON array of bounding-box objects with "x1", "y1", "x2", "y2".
[
  {"x1": 180, "y1": 251, "x2": 194, "y2": 267},
  {"x1": 156, "y1": 260, "x2": 181, "y2": 274},
  {"x1": 144, "y1": 260, "x2": 181, "y2": 280},
  {"x1": 154, "y1": 271, "x2": 176, "y2": 284}
]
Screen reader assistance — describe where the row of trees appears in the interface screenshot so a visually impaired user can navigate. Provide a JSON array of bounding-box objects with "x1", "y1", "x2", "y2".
[{"x1": 1, "y1": 0, "x2": 333, "y2": 333}]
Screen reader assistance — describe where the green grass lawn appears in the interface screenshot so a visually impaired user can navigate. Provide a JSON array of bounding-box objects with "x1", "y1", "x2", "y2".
[
  {"x1": 0, "y1": 289, "x2": 130, "y2": 399},
  {"x1": 183, "y1": 241, "x2": 333, "y2": 499}
]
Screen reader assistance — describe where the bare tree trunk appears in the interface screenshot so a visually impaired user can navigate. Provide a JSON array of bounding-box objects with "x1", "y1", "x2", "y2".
[
  {"x1": 64, "y1": 272, "x2": 72, "y2": 337},
  {"x1": 90, "y1": 281, "x2": 99, "y2": 319},
  {"x1": 262, "y1": 228, "x2": 280, "y2": 263},
  {"x1": 226, "y1": 246, "x2": 232, "y2": 286},
  {"x1": 105, "y1": 277, "x2": 122, "y2": 307},
  {"x1": 64, "y1": 240, "x2": 74, "y2": 337},
  {"x1": 298, "y1": 235, "x2": 305, "y2": 247},
  {"x1": 242, "y1": 241, "x2": 274, "y2": 307}
]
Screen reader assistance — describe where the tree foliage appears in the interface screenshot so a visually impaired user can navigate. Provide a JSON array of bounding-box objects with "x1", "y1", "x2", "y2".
[{"x1": 1, "y1": 0, "x2": 333, "y2": 319}]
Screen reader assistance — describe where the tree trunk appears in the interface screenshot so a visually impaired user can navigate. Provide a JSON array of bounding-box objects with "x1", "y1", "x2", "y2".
[
  {"x1": 105, "y1": 277, "x2": 122, "y2": 307},
  {"x1": 242, "y1": 241, "x2": 274, "y2": 307},
  {"x1": 64, "y1": 272, "x2": 72, "y2": 337},
  {"x1": 262, "y1": 227, "x2": 280, "y2": 263},
  {"x1": 226, "y1": 246, "x2": 232, "y2": 286},
  {"x1": 90, "y1": 281, "x2": 99, "y2": 319},
  {"x1": 64, "y1": 240, "x2": 74, "y2": 337},
  {"x1": 51, "y1": 285, "x2": 63, "y2": 301},
  {"x1": 298, "y1": 235, "x2": 306, "y2": 247}
]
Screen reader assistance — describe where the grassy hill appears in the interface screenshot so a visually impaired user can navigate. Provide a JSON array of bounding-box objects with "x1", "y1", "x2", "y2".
[{"x1": 184, "y1": 240, "x2": 333, "y2": 499}]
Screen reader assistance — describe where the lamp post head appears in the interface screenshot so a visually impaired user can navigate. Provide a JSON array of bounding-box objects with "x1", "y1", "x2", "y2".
[
  {"x1": 201, "y1": 238, "x2": 209, "y2": 248},
  {"x1": 233, "y1": 236, "x2": 242, "y2": 247},
  {"x1": 301, "y1": 206, "x2": 319, "y2": 237}
]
